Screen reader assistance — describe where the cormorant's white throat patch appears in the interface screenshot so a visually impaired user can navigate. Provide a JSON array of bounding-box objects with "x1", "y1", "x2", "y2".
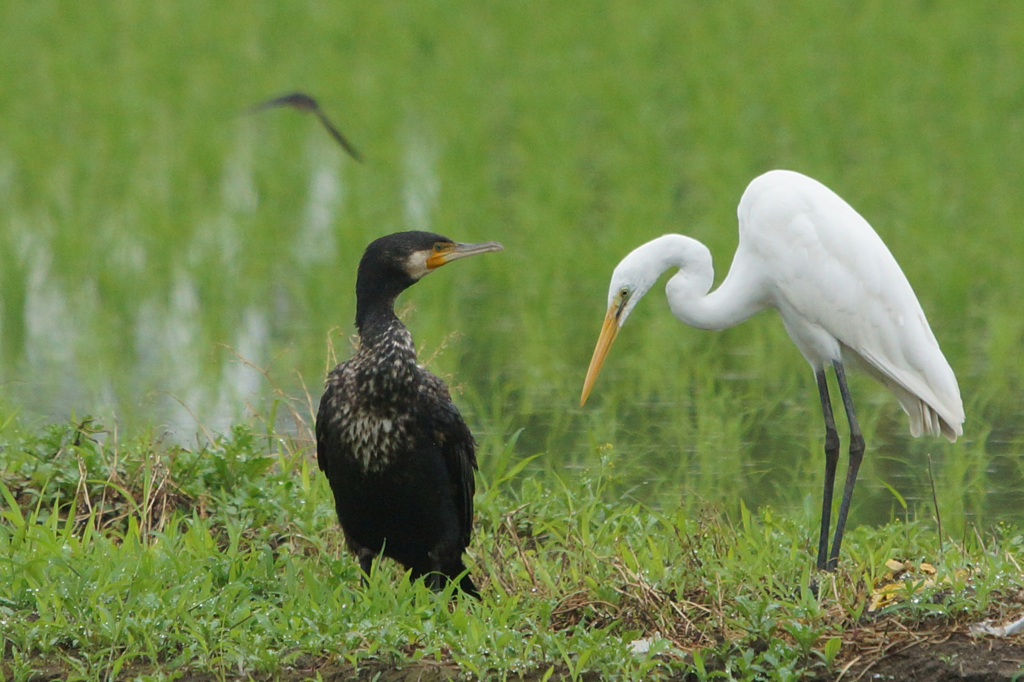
[{"x1": 405, "y1": 251, "x2": 431, "y2": 281}]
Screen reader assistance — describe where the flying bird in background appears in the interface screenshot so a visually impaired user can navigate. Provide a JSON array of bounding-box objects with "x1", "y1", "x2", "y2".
[{"x1": 246, "y1": 91, "x2": 363, "y2": 163}]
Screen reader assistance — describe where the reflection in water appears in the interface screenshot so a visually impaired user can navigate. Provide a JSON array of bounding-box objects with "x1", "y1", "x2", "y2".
[
  {"x1": 211, "y1": 308, "x2": 269, "y2": 434},
  {"x1": 2, "y1": 127, "x2": 284, "y2": 439},
  {"x1": 295, "y1": 138, "x2": 343, "y2": 265},
  {"x1": 134, "y1": 271, "x2": 203, "y2": 434},
  {"x1": 222, "y1": 121, "x2": 259, "y2": 214},
  {"x1": 506, "y1": 400, "x2": 1024, "y2": 531},
  {"x1": 1, "y1": 138, "x2": 1020, "y2": 534},
  {"x1": 403, "y1": 132, "x2": 439, "y2": 233},
  {"x1": 25, "y1": 238, "x2": 76, "y2": 372},
  {"x1": 133, "y1": 282, "x2": 271, "y2": 437}
]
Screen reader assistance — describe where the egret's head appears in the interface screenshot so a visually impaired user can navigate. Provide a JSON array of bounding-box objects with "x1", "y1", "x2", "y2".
[{"x1": 580, "y1": 241, "x2": 667, "y2": 406}]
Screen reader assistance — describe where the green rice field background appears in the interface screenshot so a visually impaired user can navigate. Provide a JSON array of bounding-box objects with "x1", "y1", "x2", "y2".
[{"x1": 1, "y1": 0, "x2": 1023, "y2": 534}]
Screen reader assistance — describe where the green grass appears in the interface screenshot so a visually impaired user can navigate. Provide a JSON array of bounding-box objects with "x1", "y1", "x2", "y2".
[{"x1": 1, "y1": 415, "x2": 1022, "y2": 681}]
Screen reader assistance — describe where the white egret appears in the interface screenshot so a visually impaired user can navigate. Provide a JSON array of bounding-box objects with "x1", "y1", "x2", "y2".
[{"x1": 580, "y1": 169, "x2": 964, "y2": 571}]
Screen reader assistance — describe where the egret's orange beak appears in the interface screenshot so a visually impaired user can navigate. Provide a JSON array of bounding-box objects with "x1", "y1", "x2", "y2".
[
  {"x1": 580, "y1": 302, "x2": 621, "y2": 406},
  {"x1": 426, "y1": 241, "x2": 504, "y2": 270}
]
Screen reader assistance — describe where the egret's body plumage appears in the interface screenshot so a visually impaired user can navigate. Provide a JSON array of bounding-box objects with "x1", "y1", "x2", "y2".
[
  {"x1": 582, "y1": 170, "x2": 963, "y2": 570},
  {"x1": 316, "y1": 231, "x2": 502, "y2": 596}
]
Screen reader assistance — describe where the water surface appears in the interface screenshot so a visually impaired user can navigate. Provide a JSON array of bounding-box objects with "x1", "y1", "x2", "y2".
[{"x1": 1, "y1": 2, "x2": 1022, "y2": 532}]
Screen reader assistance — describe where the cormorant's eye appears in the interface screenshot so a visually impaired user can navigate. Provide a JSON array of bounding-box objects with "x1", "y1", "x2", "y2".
[{"x1": 433, "y1": 243, "x2": 446, "y2": 253}]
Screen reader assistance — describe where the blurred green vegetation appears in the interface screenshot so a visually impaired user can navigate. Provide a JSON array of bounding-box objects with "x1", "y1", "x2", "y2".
[{"x1": 0, "y1": 1, "x2": 1022, "y2": 526}]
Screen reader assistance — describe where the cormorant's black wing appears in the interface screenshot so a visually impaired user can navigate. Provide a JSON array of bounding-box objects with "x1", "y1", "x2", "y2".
[
  {"x1": 422, "y1": 372, "x2": 477, "y2": 547},
  {"x1": 316, "y1": 365, "x2": 353, "y2": 476}
]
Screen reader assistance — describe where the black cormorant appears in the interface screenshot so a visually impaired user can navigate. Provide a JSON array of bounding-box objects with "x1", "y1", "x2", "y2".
[{"x1": 316, "y1": 231, "x2": 502, "y2": 598}]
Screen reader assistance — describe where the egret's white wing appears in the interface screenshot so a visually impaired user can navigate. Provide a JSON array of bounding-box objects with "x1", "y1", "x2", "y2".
[{"x1": 736, "y1": 170, "x2": 963, "y2": 440}]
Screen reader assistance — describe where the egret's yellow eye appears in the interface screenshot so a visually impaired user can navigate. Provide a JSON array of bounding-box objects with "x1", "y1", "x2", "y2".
[{"x1": 612, "y1": 287, "x2": 630, "y2": 319}]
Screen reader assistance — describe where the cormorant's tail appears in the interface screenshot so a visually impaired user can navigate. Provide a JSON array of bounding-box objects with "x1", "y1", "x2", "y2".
[
  {"x1": 423, "y1": 562, "x2": 480, "y2": 600},
  {"x1": 457, "y1": 571, "x2": 481, "y2": 600}
]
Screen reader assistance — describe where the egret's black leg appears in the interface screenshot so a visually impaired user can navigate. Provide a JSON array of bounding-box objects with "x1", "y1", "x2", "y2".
[
  {"x1": 826, "y1": 360, "x2": 865, "y2": 571},
  {"x1": 815, "y1": 369, "x2": 841, "y2": 571}
]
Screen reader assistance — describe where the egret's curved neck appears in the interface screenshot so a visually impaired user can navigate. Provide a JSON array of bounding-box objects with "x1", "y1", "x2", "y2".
[{"x1": 658, "y1": 235, "x2": 767, "y2": 332}]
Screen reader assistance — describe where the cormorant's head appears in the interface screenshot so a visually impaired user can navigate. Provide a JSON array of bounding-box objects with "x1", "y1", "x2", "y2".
[
  {"x1": 355, "y1": 231, "x2": 503, "y2": 330},
  {"x1": 359, "y1": 231, "x2": 503, "y2": 284}
]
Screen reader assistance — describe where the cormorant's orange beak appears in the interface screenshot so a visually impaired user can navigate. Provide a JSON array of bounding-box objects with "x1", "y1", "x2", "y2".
[
  {"x1": 580, "y1": 302, "x2": 621, "y2": 406},
  {"x1": 426, "y1": 241, "x2": 504, "y2": 270}
]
